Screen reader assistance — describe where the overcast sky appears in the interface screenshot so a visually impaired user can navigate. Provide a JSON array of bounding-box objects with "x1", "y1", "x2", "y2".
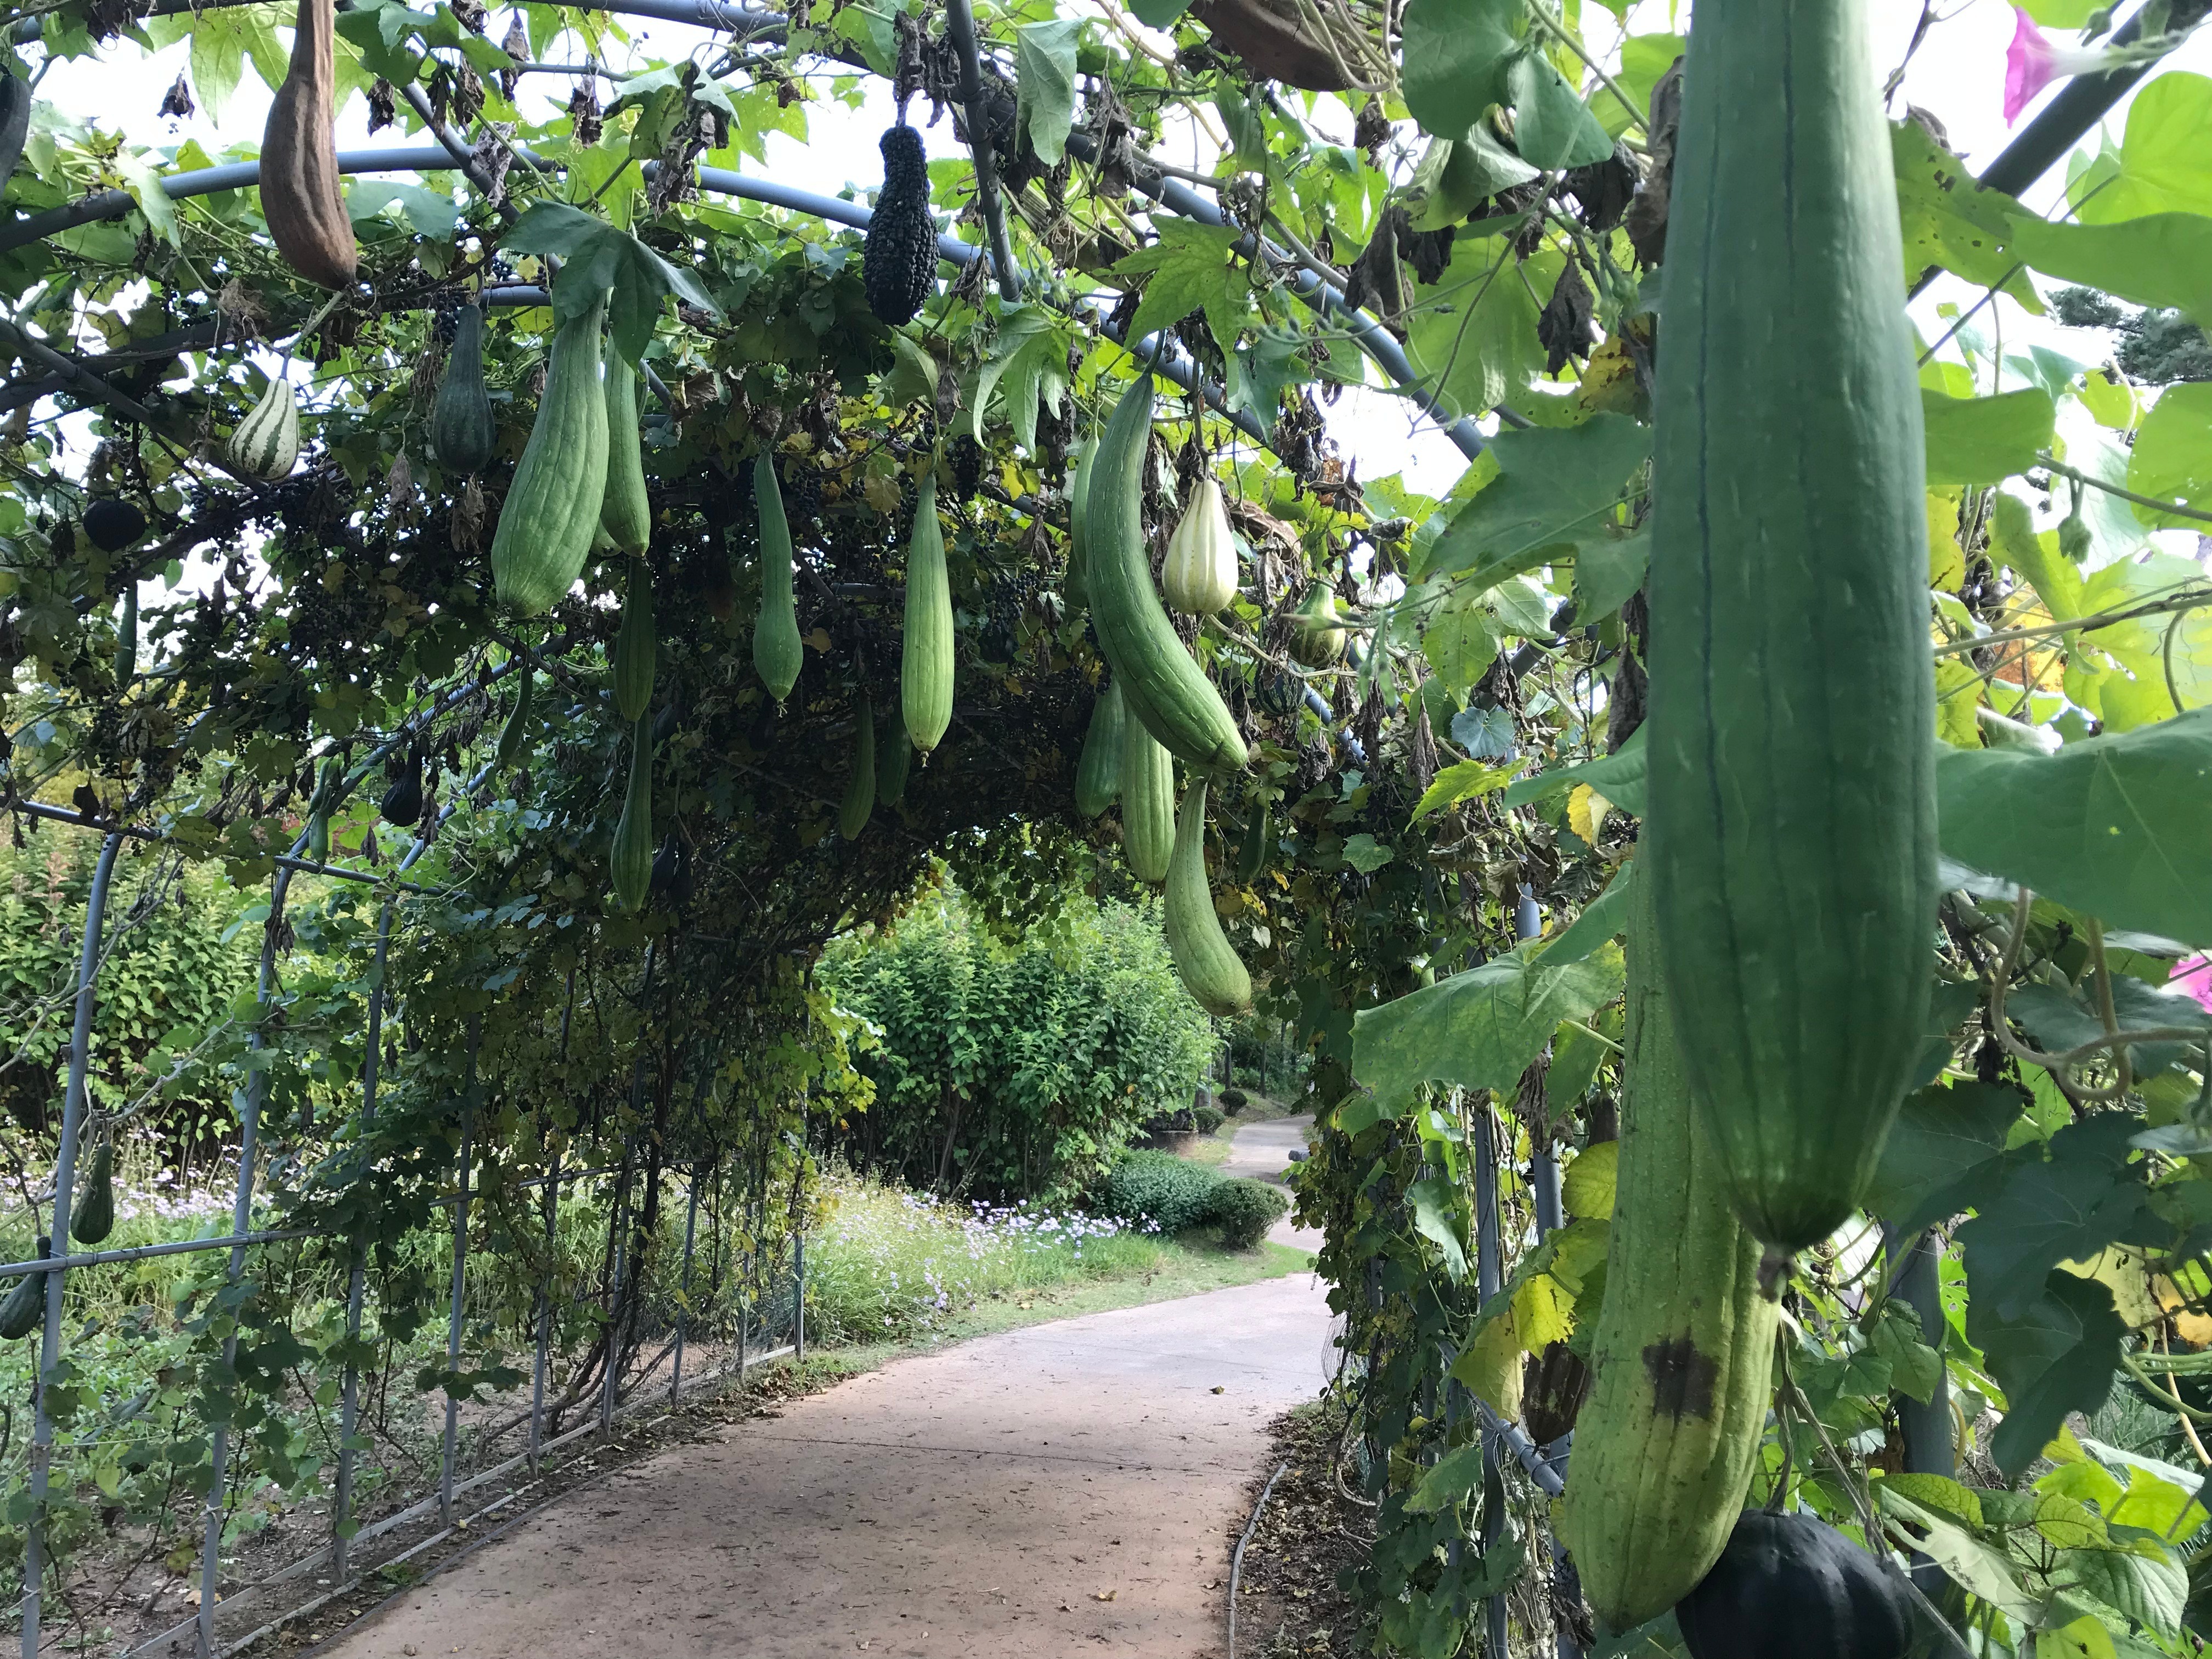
[{"x1": 34, "y1": 0, "x2": 2212, "y2": 501}]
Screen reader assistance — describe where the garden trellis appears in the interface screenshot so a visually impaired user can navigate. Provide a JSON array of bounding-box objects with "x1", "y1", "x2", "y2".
[{"x1": 3, "y1": 0, "x2": 2212, "y2": 1657}]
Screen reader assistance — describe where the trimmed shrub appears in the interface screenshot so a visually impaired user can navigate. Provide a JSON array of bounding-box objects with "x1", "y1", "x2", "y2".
[
  {"x1": 1208, "y1": 1178, "x2": 1289, "y2": 1249},
  {"x1": 1190, "y1": 1103, "x2": 1226, "y2": 1134},
  {"x1": 1218, "y1": 1087, "x2": 1248, "y2": 1114},
  {"x1": 1143, "y1": 1101, "x2": 1226, "y2": 1135},
  {"x1": 1102, "y1": 1150, "x2": 1220, "y2": 1234}
]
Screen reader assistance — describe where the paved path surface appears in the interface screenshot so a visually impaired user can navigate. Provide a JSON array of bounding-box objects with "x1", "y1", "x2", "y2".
[
  {"x1": 324, "y1": 1126, "x2": 1335, "y2": 1659},
  {"x1": 1223, "y1": 1114, "x2": 1322, "y2": 1251}
]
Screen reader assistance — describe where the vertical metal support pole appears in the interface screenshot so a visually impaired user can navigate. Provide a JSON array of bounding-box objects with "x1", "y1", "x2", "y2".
[
  {"x1": 1886, "y1": 1226, "x2": 1955, "y2": 1595},
  {"x1": 793, "y1": 1229, "x2": 805, "y2": 1363},
  {"x1": 670, "y1": 1164, "x2": 702, "y2": 1403},
  {"x1": 332, "y1": 900, "x2": 393, "y2": 1578},
  {"x1": 600, "y1": 1138, "x2": 635, "y2": 1433},
  {"x1": 438, "y1": 1018, "x2": 480, "y2": 1526},
  {"x1": 198, "y1": 865, "x2": 292, "y2": 1659},
  {"x1": 1473, "y1": 1104, "x2": 1509, "y2": 1659},
  {"x1": 533, "y1": 966, "x2": 575, "y2": 1475},
  {"x1": 944, "y1": 0, "x2": 1021, "y2": 301},
  {"x1": 22, "y1": 833, "x2": 121, "y2": 1659}
]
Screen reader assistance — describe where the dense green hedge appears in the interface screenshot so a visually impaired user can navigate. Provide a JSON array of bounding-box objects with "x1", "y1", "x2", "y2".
[
  {"x1": 1101, "y1": 1150, "x2": 1289, "y2": 1249},
  {"x1": 826, "y1": 891, "x2": 1213, "y2": 1201}
]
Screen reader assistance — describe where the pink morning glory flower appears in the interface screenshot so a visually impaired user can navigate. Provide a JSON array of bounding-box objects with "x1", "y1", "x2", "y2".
[
  {"x1": 2005, "y1": 8, "x2": 2132, "y2": 124},
  {"x1": 2171, "y1": 955, "x2": 2212, "y2": 1015}
]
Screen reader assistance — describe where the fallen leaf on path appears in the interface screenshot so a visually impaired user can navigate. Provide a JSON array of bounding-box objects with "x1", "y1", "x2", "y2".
[{"x1": 1094, "y1": 1590, "x2": 1116, "y2": 1601}]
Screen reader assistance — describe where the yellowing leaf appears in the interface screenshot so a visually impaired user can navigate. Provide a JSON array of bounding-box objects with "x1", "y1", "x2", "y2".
[
  {"x1": 1567, "y1": 783, "x2": 1609, "y2": 844},
  {"x1": 1513, "y1": 1272, "x2": 1575, "y2": 1351},
  {"x1": 1412, "y1": 759, "x2": 1513, "y2": 821},
  {"x1": 2044, "y1": 1614, "x2": 2117, "y2": 1659},
  {"x1": 1934, "y1": 658, "x2": 1984, "y2": 748},
  {"x1": 1927, "y1": 489, "x2": 1966, "y2": 592},
  {"x1": 1450, "y1": 1313, "x2": 1526, "y2": 1417},
  {"x1": 1560, "y1": 1141, "x2": 1618, "y2": 1221}
]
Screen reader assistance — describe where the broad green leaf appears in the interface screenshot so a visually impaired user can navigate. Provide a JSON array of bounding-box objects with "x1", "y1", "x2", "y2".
[
  {"x1": 1936, "y1": 706, "x2": 2212, "y2": 946},
  {"x1": 1411, "y1": 759, "x2": 1513, "y2": 821},
  {"x1": 972, "y1": 306, "x2": 1062, "y2": 449},
  {"x1": 346, "y1": 179, "x2": 459, "y2": 239},
  {"x1": 113, "y1": 151, "x2": 179, "y2": 248},
  {"x1": 2045, "y1": 1615, "x2": 2119, "y2": 1659},
  {"x1": 1597, "y1": 33, "x2": 1683, "y2": 138},
  {"x1": 1863, "y1": 1080, "x2": 2021, "y2": 1234},
  {"x1": 1545, "y1": 1017, "x2": 1607, "y2": 1119},
  {"x1": 1405, "y1": 1439, "x2": 1488, "y2": 1513},
  {"x1": 2075, "y1": 554, "x2": 2212, "y2": 723},
  {"x1": 1876, "y1": 1489, "x2": 2045, "y2": 1624},
  {"x1": 2005, "y1": 212, "x2": 2212, "y2": 326},
  {"x1": 1968, "y1": 1268, "x2": 2127, "y2": 1478},
  {"x1": 1572, "y1": 529, "x2": 1647, "y2": 622},
  {"x1": 1449, "y1": 1313, "x2": 1526, "y2": 1414},
  {"x1": 1409, "y1": 1176, "x2": 1469, "y2": 1277},
  {"x1": 2126, "y1": 380, "x2": 2212, "y2": 527},
  {"x1": 1958, "y1": 1116, "x2": 2157, "y2": 1322},
  {"x1": 2072, "y1": 72, "x2": 2212, "y2": 226},
  {"x1": 1352, "y1": 938, "x2": 1625, "y2": 1108},
  {"x1": 1126, "y1": 0, "x2": 1188, "y2": 24},
  {"x1": 1506, "y1": 48, "x2": 1615, "y2": 170},
  {"x1": 1501, "y1": 726, "x2": 1647, "y2": 816},
  {"x1": 1401, "y1": 0, "x2": 1521, "y2": 139},
  {"x1": 1420, "y1": 600, "x2": 1500, "y2": 692},
  {"x1": 1227, "y1": 326, "x2": 1315, "y2": 425},
  {"x1": 1989, "y1": 489, "x2": 2084, "y2": 620},
  {"x1": 1922, "y1": 387, "x2": 2055, "y2": 486},
  {"x1": 1559, "y1": 1139, "x2": 1616, "y2": 1220},
  {"x1": 1871, "y1": 1311, "x2": 1944, "y2": 1404},
  {"x1": 2079, "y1": 370, "x2": 2140, "y2": 432},
  {"x1": 1111, "y1": 220, "x2": 1250, "y2": 358},
  {"x1": 2055, "y1": 1549, "x2": 2187, "y2": 1638},
  {"x1": 1402, "y1": 234, "x2": 1549, "y2": 421},
  {"x1": 1341, "y1": 833, "x2": 1394, "y2": 873},
  {"x1": 1539, "y1": 861, "x2": 1633, "y2": 965},
  {"x1": 1013, "y1": 20, "x2": 1080, "y2": 168},
  {"x1": 1876, "y1": 1472, "x2": 1983, "y2": 1528},
  {"x1": 2019, "y1": 0, "x2": 2097, "y2": 19},
  {"x1": 1427, "y1": 414, "x2": 1649, "y2": 588}
]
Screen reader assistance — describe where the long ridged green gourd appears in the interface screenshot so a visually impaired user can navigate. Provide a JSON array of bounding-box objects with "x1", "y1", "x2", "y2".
[
  {"x1": 431, "y1": 302, "x2": 495, "y2": 475},
  {"x1": 611, "y1": 714, "x2": 652, "y2": 912},
  {"x1": 753, "y1": 450, "x2": 803, "y2": 703},
  {"x1": 614, "y1": 556, "x2": 655, "y2": 723},
  {"x1": 1559, "y1": 866, "x2": 1779, "y2": 1631},
  {"x1": 840, "y1": 696, "x2": 876, "y2": 841},
  {"x1": 1164, "y1": 780, "x2": 1252, "y2": 1016},
  {"x1": 1064, "y1": 435, "x2": 1097, "y2": 619},
  {"x1": 1075, "y1": 681, "x2": 1125, "y2": 819},
  {"x1": 1085, "y1": 376, "x2": 1246, "y2": 776},
  {"x1": 0, "y1": 1240, "x2": 45, "y2": 1339},
  {"x1": 902, "y1": 472, "x2": 953, "y2": 754},
  {"x1": 493, "y1": 296, "x2": 610, "y2": 616},
  {"x1": 496, "y1": 665, "x2": 533, "y2": 769},
  {"x1": 1642, "y1": 0, "x2": 1936, "y2": 1253},
  {"x1": 877, "y1": 716, "x2": 912, "y2": 808},
  {"x1": 71, "y1": 1138, "x2": 114, "y2": 1245},
  {"x1": 600, "y1": 357, "x2": 652, "y2": 554},
  {"x1": 1120, "y1": 711, "x2": 1175, "y2": 884},
  {"x1": 1237, "y1": 798, "x2": 1272, "y2": 883}
]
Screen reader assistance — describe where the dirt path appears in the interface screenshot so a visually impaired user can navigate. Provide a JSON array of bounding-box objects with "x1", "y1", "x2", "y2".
[{"x1": 319, "y1": 1128, "x2": 1335, "y2": 1659}]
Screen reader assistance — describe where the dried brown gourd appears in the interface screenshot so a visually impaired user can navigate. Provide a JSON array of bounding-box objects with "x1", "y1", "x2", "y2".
[{"x1": 260, "y1": 0, "x2": 357, "y2": 290}]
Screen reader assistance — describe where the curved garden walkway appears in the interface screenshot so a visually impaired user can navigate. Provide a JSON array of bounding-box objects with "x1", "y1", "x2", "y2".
[{"x1": 321, "y1": 1119, "x2": 1334, "y2": 1658}]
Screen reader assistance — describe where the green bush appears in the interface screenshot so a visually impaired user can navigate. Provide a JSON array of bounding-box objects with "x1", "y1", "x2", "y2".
[
  {"x1": 1208, "y1": 1178, "x2": 1289, "y2": 1249},
  {"x1": 1143, "y1": 1101, "x2": 1226, "y2": 1135},
  {"x1": 826, "y1": 891, "x2": 1215, "y2": 1200},
  {"x1": 1190, "y1": 1103, "x2": 1226, "y2": 1134},
  {"x1": 1102, "y1": 1150, "x2": 1221, "y2": 1234},
  {"x1": 1218, "y1": 1087, "x2": 1248, "y2": 1113}
]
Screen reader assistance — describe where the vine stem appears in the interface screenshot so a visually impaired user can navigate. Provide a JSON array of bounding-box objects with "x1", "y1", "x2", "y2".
[{"x1": 2039, "y1": 452, "x2": 2212, "y2": 528}]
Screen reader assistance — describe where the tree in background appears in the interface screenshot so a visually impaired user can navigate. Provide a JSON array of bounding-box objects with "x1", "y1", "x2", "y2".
[{"x1": 826, "y1": 890, "x2": 1214, "y2": 1202}]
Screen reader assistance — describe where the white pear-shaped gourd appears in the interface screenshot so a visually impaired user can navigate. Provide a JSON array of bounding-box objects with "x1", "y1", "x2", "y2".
[{"x1": 1160, "y1": 476, "x2": 1238, "y2": 615}]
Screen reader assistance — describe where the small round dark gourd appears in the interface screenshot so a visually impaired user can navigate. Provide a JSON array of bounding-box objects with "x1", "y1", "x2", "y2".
[
  {"x1": 83, "y1": 498, "x2": 147, "y2": 552},
  {"x1": 380, "y1": 749, "x2": 425, "y2": 828},
  {"x1": 1676, "y1": 1511, "x2": 1914, "y2": 1659}
]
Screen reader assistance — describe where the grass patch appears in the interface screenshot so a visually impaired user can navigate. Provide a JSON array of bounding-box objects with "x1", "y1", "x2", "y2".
[{"x1": 802, "y1": 1170, "x2": 1308, "y2": 1350}]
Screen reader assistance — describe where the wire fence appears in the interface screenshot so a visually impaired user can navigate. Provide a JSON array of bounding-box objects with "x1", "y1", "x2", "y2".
[{"x1": 0, "y1": 685, "x2": 822, "y2": 1659}]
